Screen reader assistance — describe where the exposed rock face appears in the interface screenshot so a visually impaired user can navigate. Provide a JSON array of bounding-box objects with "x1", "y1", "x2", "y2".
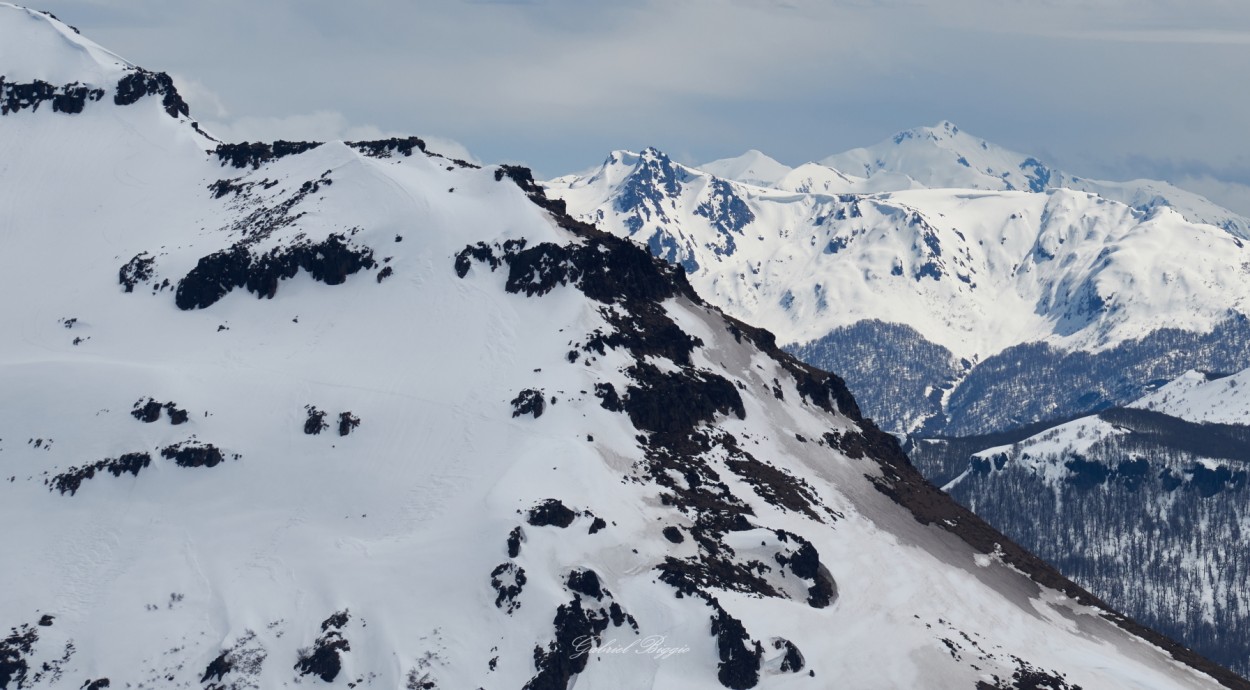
[{"x1": 174, "y1": 233, "x2": 377, "y2": 310}]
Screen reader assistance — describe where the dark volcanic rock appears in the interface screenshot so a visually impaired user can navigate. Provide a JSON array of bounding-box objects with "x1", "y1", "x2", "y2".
[
  {"x1": 294, "y1": 611, "x2": 351, "y2": 683},
  {"x1": 977, "y1": 658, "x2": 1083, "y2": 690},
  {"x1": 566, "y1": 569, "x2": 604, "y2": 600},
  {"x1": 347, "y1": 136, "x2": 425, "y2": 158},
  {"x1": 131, "y1": 398, "x2": 163, "y2": 423},
  {"x1": 50, "y1": 452, "x2": 152, "y2": 495},
  {"x1": 623, "y1": 364, "x2": 744, "y2": 435},
  {"x1": 0, "y1": 623, "x2": 38, "y2": 689},
  {"x1": 773, "y1": 530, "x2": 836, "y2": 608},
  {"x1": 337, "y1": 412, "x2": 361, "y2": 437},
  {"x1": 304, "y1": 406, "x2": 329, "y2": 435},
  {"x1": 523, "y1": 592, "x2": 635, "y2": 690},
  {"x1": 1, "y1": 77, "x2": 103, "y2": 116},
  {"x1": 118, "y1": 252, "x2": 155, "y2": 292},
  {"x1": 491, "y1": 563, "x2": 527, "y2": 614},
  {"x1": 174, "y1": 234, "x2": 376, "y2": 310},
  {"x1": 113, "y1": 68, "x2": 189, "y2": 118},
  {"x1": 201, "y1": 651, "x2": 231, "y2": 683},
  {"x1": 160, "y1": 441, "x2": 225, "y2": 468},
  {"x1": 710, "y1": 604, "x2": 762, "y2": 690},
  {"x1": 507, "y1": 526, "x2": 524, "y2": 557},
  {"x1": 213, "y1": 140, "x2": 323, "y2": 170},
  {"x1": 775, "y1": 638, "x2": 804, "y2": 672},
  {"x1": 130, "y1": 398, "x2": 188, "y2": 425},
  {"x1": 511, "y1": 389, "x2": 546, "y2": 419},
  {"x1": 526, "y1": 499, "x2": 576, "y2": 528}
]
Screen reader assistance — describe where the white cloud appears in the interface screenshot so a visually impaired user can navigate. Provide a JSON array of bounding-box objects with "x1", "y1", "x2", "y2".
[
  {"x1": 1174, "y1": 175, "x2": 1250, "y2": 218},
  {"x1": 170, "y1": 73, "x2": 229, "y2": 119},
  {"x1": 199, "y1": 111, "x2": 407, "y2": 144},
  {"x1": 419, "y1": 135, "x2": 480, "y2": 165}
]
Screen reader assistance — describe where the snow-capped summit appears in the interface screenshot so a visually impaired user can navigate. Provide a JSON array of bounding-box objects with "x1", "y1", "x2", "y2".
[
  {"x1": 822, "y1": 120, "x2": 1250, "y2": 236},
  {"x1": 0, "y1": 0, "x2": 207, "y2": 147},
  {"x1": 700, "y1": 149, "x2": 793, "y2": 188},
  {"x1": 0, "y1": 3, "x2": 130, "y2": 84},
  {"x1": 822, "y1": 120, "x2": 1049, "y2": 192},
  {"x1": 3, "y1": 7, "x2": 1246, "y2": 690}
]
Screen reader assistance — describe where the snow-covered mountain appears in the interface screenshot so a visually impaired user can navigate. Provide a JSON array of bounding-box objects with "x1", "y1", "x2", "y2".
[
  {"x1": 699, "y1": 150, "x2": 792, "y2": 189},
  {"x1": 822, "y1": 120, "x2": 1250, "y2": 237},
  {"x1": 699, "y1": 123, "x2": 1250, "y2": 238},
  {"x1": 6, "y1": 5, "x2": 1243, "y2": 689},
  {"x1": 547, "y1": 146, "x2": 1250, "y2": 434},
  {"x1": 554, "y1": 146, "x2": 1250, "y2": 359},
  {"x1": 548, "y1": 137, "x2": 1250, "y2": 678},
  {"x1": 698, "y1": 151, "x2": 924, "y2": 196},
  {"x1": 907, "y1": 366, "x2": 1250, "y2": 678}
]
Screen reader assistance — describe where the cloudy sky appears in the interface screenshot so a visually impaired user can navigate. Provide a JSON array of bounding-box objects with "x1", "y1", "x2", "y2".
[{"x1": 34, "y1": 0, "x2": 1250, "y2": 212}]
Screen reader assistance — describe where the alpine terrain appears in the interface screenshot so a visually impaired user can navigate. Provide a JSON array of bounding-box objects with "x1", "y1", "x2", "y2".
[
  {"x1": 1, "y1": 4, "x2": 1246, "y2": 690},
  {"x1": 907, "y1": 367, "x2": 1250, "y2": 680},
  {"x1": 546, "y1": 131, "x2": 1250, "y2": 676}
]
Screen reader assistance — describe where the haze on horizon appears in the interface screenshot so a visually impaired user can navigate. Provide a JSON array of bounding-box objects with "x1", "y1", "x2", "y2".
[{"x1": 31, "y1": 0, "x2": 1250, "y2": 214}]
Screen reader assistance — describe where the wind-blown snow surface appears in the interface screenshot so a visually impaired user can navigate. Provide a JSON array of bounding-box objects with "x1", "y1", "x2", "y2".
[{"x1": 0, "y1": 6, "x2": 1244, "y2": 690}]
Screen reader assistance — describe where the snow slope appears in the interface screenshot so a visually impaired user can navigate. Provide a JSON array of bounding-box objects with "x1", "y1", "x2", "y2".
[
  {"x1": 0, "y1": 5, "x2": 1244, "y2": 690},
  {"x1": 962, "y1": 366, "x2": 1250, "y2": 469},
  {"x1": 1130, "y1": 369, "x2": 1250, "y2": 425},
  {"x1": 0, "y1": 5, "x2": 129, "y2": 84}
]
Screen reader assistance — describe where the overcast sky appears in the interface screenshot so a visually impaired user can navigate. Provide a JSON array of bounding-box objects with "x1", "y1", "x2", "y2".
[{"x1": 33, "y1": 0, "x2": 1250, "y2": 212}]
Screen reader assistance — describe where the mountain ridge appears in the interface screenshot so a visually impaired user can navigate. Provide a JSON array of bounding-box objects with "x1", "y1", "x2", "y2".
[
  {"x1": 699, "y1": 120, "x2": 1250, "y2": 237},
  {"x1": 547, "y1": 144, "x2": 1250, "y2": 435}
]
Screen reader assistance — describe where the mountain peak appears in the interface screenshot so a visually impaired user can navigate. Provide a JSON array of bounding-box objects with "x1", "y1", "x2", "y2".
[
  {"x1": 895, "y1": 120, "x2": 961, "y2": 143},
  {"x1": 824, "y1": 122, "x2": 1056, "y2": 193},
  {"x1": 0, "y1": 3, "x2": 131, "y2": 84},
  {"x1": 700, "y1": 149, "x2": 793, "y2": 187},
  {"x1": 0, "y1": 3, "x2": 205, "y2": 134}
]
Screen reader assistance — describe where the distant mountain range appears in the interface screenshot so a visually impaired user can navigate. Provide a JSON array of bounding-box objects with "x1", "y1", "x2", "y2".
[
  {"x1": 710, "y1": 121, "x2": 1250, "y2": 237},
  {"x1": 547, "y1": 141, "x2": 1250, "y2": 435}
]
